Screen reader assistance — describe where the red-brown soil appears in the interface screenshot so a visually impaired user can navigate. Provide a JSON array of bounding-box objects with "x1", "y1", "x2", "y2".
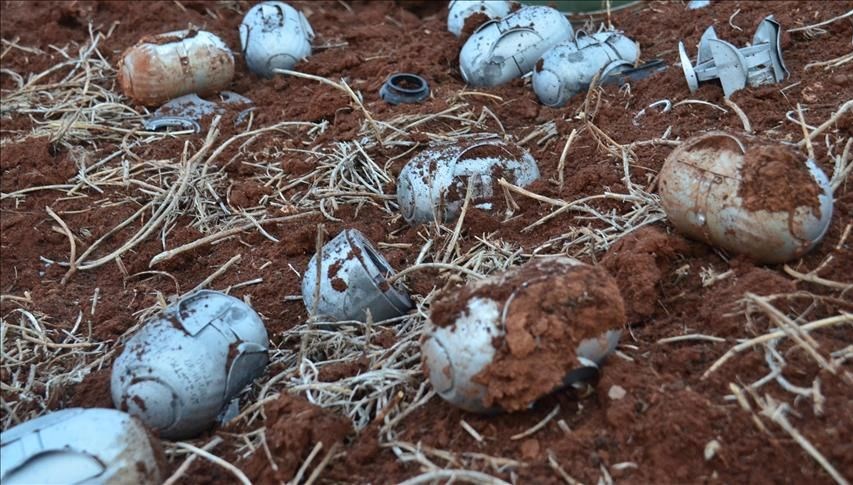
[{"x1": 2, "y1": 1, "x2": 851, "y2": 484}]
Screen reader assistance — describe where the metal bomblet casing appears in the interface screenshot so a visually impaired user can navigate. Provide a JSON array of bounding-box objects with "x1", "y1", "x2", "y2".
[
  {"x1": 533, "y1": 31, "x2": 640, "y2": 107},
  {"x1": 421, "y1": 257, "x2": 624, "y2": 413},
  {"x1": 111, "y1": 290, "x2": 269, "y2": 440},
  {"x1": 118, "y1": 30, "x2": 234, "y2": 107},
  {"x1": 240, "y1": 1, "x2": 314, "y2": 78},
  {"x1": 302, "y1": 229, "x2": 413, "y2": 323},
  {"x1": 459, "y1": 6, "x2": 573, "y2": 87},
  {"x1": 396, "y1": 138, "x2": 540, "y2": 226},
  {"x1": 658, "y1": 131, "x2": 833, "y2": 263},
  {"x1": 1, "y1": 408, "x2": 161, "y2": 485},
  {"x1": 447, "y1": 0, "x2": 513, "y2": 38}
]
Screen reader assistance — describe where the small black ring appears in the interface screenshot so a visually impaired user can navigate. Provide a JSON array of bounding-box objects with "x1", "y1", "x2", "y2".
[{"x1": 380, "y1": 73, "x2": 430, "y2": 105}]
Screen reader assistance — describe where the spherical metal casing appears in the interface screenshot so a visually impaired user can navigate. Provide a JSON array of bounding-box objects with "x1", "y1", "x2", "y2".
[
  {"x1": 459, "y1": 6, "x2": 573, "y2": 87},
  {"x1": 240, "y1": 1, "x2": 314, "y2": 78},
  {"x1": 0, "y1": 408, "x2": 161, "y2": 485},
  {"x1": 421, "y1": 257, "x2": 623, "y2": 413},
  {"x1": 302, "y1": 229, "x2": 413, "y2": 323},
  {"x1": 421, "y1": 297, "x2": 503, "y2": 413},
  {"x1": 111, "y1": 290, "x2": 269, "y2": 439},
  {"x1": 118, "y1": 30, "x2": 234, "y2": 106},
  {"x1": 533, "y1": 31, "x2": 639, "y2": 107},
  {"x1": 447, "y1": 0, "x2": 513, "y2": 38},
  {"x1": 396, "y1": 139, "x2": 540, "y2": 225},
  {"x1": 659, "y1": 131, "x2": 833, "y2": 263}
]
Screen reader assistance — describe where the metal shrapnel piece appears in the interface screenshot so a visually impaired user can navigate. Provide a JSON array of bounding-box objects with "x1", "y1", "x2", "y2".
[
  {"x1": 396, "y1": 138, "x2": 540, "y2": 225},
  {"x1": 0, "y1": 408, "x2": 161, "y2": 485},
  {"x1": 459, "y1": 6, "x2": 574, "y2": 87},
  {"x1": 532, "y1": 30, "x2": 641, "y2": 107},
  {"x1": 447, "y1": 0, "x2": 513, "y2": 37},
  {"x1": 678, "y1": 16, "x2": 789, "y2": 98},
  {"x1": 302, "y1": 229, "x2": 413, "y2": 323},
  {"x1": 240, "y1": 1, "x2": 314, "y2": 78},
  {"x1": 111, "y1": 290, "x2": 269, "y2": 439},
  {"x1": 380, "y1": 73, "x2": 430, "y2": 105},
  {"x1": 600, "y1": 58, "x2": 667, "y2": 87},
  {"x1": 143, "y1": 91, "x2": 253, "y2": 132}
]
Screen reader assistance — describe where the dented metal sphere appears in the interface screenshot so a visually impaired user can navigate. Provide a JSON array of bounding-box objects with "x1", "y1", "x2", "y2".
[
  {"x1": 533, "y1": 31, "x2": 640, "y2": 107},
  {"x1": 459, "y1": 6, "x2": 573, "y2": 87},
  {"x1": 240, "y1": 1, "x2": 314, "y2": 78},
  {"x1": 111, "y1": 290, "x2": 269, "y2": 439},
  {"x1": 447, "y1": 0, "x2": 513, "y2": 38},
  {"x1": 659, "y1": 131, "x2": 833, "y2": 263},
  {"x1": 1, "y1": 408, "x2": 161, "y2": 485},
  {"x1": 396, "y1": 138, "x2": 540, "y2": 225},
  {"x1": 422, "y1": 257, "x2": 624, "y2": 413},
  {"x1": 302, "y1": 229, "x2": 413, "y2": 322},
  {"x1": 118, "y1": 30, "x2": 235, "y2": 106}
]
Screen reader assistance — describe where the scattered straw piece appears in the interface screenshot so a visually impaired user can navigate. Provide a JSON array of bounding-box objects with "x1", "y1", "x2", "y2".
[
  {"x1": 149, "y1": 211, "x2": 318, "y2": 266},
  {"x1": 548, "y1": 451, "x2": 582, "y2": 485},
  {"x1": 724, "y1": 98, "x2": 752, "y2": 134},
  {"x1": 557, "y1": 129, "x2": 578, "y2": 190},
  {"x1": 799, "y1": 100, "x2": 852, "y2": 148},
  {"x1": 759, "y1": 395, "x2": 849, "y2": 485},
  {"x1": 290, "y1": 441, "x2": 324, "y2": 485},
  {"x1": 163, "y1": 437, "x2": 223, "y2": 485},
  {"x1": 397, "y1": 469, "x2": 512, "y2": 485},
  {"x1": 511, "y1": 405, "x2": 560, "y2": 440},
  {"x1": 657, "y1": 334, "x2": 726, "y2": 345},
  {"x1": 460, "y1": 419, "x2": 485, "y2": 443},
  {"x1": 172, "y1": 441, "x2": 251, "y2": 485},
  {"x1": 703, "y1": 310, "x2": 851, "y2": 380}
]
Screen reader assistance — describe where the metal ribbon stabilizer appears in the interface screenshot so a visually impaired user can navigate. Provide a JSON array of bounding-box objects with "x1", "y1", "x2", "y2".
[{"x1": 678, "y1": 15, "x2": 789, "y2": 98}]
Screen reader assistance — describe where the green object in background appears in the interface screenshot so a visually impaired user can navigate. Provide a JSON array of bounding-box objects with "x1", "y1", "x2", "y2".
[{"x1": 524, "y1": 0, "x2": 640, "y2": 14}]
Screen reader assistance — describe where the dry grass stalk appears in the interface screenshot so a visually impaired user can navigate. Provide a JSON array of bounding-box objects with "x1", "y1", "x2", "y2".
[
  {"x1": 171, "y1": 441, "x2": 252, "y2": 485},
  {"x1": 703, "y1": 307, "x2": 850, "y2": 379},
  {"x1": 0, "y1": 307, "x2": 113, "y2": 429},
  {"x1": 162, "y1": 436, "x2": 223, "y2": 485},
  {"x1": 757, "y1": 394, "x2": 849, "y2": 485},
  {"x1": 788, "y1": 9, "x2": 853, "y2": 34},
  {"x1": 510, "y1": 405, "x2": 560, "y2": 440},
  {"x1": 548, "y1": 450, "x2": 583, "y2": 485}
]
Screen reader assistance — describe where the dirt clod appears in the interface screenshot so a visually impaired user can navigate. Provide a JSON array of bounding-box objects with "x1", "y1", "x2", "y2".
[{"x1": 739, "y1": 143, "x2": 823, "y2": 216}]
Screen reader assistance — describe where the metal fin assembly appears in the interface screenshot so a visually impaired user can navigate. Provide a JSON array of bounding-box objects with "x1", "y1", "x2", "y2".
[{"x1": 678, "y1": 16, "x2": 788, "y2": 98}]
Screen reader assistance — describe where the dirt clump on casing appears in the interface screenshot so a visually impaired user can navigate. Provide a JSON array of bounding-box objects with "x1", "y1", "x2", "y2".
[
  {"x1": 459, "y1": 11, "x2": 490, "y2": 44},
  {"x1": 431, "y1": 257, "x2": 625, "y2": 411},
  {"x1": 739, "y1": 142, "x2": 823, "y2": 216}
]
